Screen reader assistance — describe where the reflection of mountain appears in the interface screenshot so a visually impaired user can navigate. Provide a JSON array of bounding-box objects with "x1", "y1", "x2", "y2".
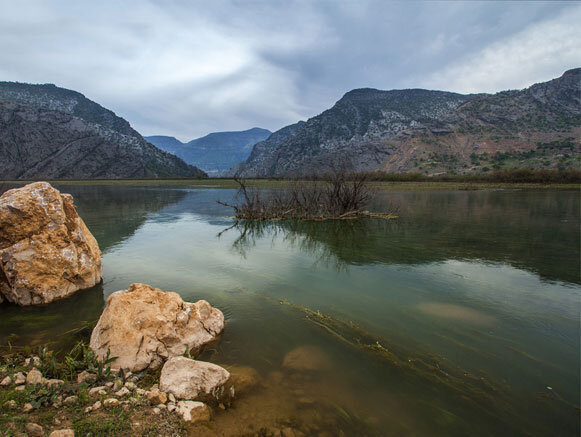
[
  {"x1": 227, "y1": 190, "x2": 580, "y2": 284},
  {"x1": 56, "y1": 185, "x2": 189, "y2": 252}
]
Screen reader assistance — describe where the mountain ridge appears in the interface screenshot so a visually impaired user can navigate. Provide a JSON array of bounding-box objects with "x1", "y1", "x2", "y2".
[
  {"x1": 235, "y1": 69, "x2": 580, "y2": 177},
  {"x1": 0, "y1": 82, "x2": 207, "y2": 179}
]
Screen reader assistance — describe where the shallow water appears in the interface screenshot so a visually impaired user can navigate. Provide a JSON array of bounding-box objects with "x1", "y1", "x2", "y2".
[{"x1": 1, "y1": 185, "x2": 579, "y2": 436}]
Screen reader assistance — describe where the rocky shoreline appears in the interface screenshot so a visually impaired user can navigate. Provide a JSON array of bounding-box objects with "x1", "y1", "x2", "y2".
[{"x1": 0, "y1": 182, "x2": 360, "y2": 436}]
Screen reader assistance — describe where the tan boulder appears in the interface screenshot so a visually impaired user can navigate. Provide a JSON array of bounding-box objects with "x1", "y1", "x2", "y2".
[
  {"x1": 0, "y1": 182, "x2": 102, "y2": 306},
  {"x1": 89, "y1": 283, "x2": 225, "y2": 372},
  {"x1": 159, "y1": 356, "x2": 230, "y2": 400}
]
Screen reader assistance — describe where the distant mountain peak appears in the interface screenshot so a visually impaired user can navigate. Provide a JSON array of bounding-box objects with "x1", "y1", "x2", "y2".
[{"x1": 146, "y1": 127, "x2": 271, "y2": 176}]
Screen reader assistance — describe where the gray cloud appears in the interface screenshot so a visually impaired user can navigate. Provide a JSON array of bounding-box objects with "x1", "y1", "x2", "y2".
[{"x1": 0, "y1": 0, "x2": 578, "y2": 140}]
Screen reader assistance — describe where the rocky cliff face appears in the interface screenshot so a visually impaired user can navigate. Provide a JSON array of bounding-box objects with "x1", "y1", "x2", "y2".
[
  {"x1": 146, "y1": 128, "x2": 271, "y2": 176},
  {"x1": 235, "y1": 69, "x2": 581, "y2": 176},
  {"x1": 0, "y1": 82, "x2": 206, "y2": 179}
]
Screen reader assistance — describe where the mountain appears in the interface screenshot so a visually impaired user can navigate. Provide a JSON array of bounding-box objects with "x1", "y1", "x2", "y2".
[
  {"x1": 234, "y1": 69, "x2": 581, "y2": 177},
  {"x1": 0, "y1": 82, "x2": 206, "y2": 179},
  {"x1": 146, "y1": 127, "x2": 271, "y2": 176}
]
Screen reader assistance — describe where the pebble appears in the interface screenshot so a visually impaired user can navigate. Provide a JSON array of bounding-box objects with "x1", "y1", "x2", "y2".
[
  {"x1": 103, "y1": 398, "x2": 119, "y2": 408},
  {"x1": 157, "y1": 403, "x2": 167, "y2": 410},
  {"x1": 46, "y1": 379, "x2": 65, "y2": 388},
  {"x1": 115, "y1": 387, "x2": 131, "y2": 397},
  {"x1": 93, "y1": 400, "x2": 102, "y2": 410},
  {"x1": 136, "y1": 388, "x2": 146, "y2": 396},
  {"x1": 4, "y1": 400, "x2": 17, "y2": 409},
  {"x1": 13, "y1": 372, "x2": 26, "y2": 385},
  {"x1": 168, "y1": 393, "x2": 176, "y2": 403},
  {"x1": 24, "y1": 356, "x2": 41, "y2": 368},
  {"x1": 0, "y1": 376, "x2": 12, "y2": 386},
  {"x1": 77, "y1": 370, "x2": 97, "y2": 385},
  {"x1": 168, "y1": 404, "x2": 177, "y2": 412},
  {"x1": 49, "y1": 430, "x2": 75, "y2": 437},
  {"x1": 124, "y1": 381, "x2": 137, "y2": 390},
  {"x1": 63, "y1": 395, "x2": 79, "y2": 405},
  {"x1": 152, "y1": 407, "x2": 161, "y2": 415},
  {"x1": 147, "y1": 389, "x2": 167, "y2": 405},
  {"x1": 25, "y1": 423, "x2": 44, "y2": 437},
  {"x1": 22, "y1": 402, "x2": 34, "y2": 412},
  {"x1": 15, "y1": 385, "x2": 25, "y2": 391},
  {"x1": 88, "y1": 386, "x2": 107, "y2": 397},
  {"x1": 84, "y1": 406, "x2": 93, "y2": 413},
  {"x1": 105, "y1": 382, "x2": 113, "y2": 388}
]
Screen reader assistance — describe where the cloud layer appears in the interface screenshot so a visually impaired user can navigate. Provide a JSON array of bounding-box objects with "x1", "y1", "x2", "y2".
[{"x1": 0, "y1": 1, "x2": 578, "y2": 140}]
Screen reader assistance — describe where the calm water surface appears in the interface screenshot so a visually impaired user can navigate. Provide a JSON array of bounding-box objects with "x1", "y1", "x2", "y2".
[{"x1": 1, "y1": 185, "x2": 579, "y2": 436}]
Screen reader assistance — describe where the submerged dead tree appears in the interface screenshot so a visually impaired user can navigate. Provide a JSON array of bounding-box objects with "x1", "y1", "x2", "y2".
[{"x1": 218, "y1": 166, "x2": 396, "y2": 221}]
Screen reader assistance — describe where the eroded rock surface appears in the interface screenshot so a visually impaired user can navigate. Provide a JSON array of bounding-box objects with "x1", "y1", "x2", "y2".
[
  {"x1": 0, "y1": 182, "x2": 102, "y2": 305},
  {"x1": 90, "y1": 283, "x2": 225, "y2": 371},
  {"x1": 159, "y1": 356, "x2": 230, "y2": 400}
]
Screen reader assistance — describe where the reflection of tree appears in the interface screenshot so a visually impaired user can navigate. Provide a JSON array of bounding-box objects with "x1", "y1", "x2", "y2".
[
  {"x1": 220, "y1": 189, "x2": 580, "y2": 284},
  {"x1": 220, "y1": 219, "x2": 394, "y2": 272}
]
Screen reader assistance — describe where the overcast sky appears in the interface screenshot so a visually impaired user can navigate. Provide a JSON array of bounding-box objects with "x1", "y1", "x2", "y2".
[{"x1": 1, "y1": 1, "x2": 579, "y2": 141}]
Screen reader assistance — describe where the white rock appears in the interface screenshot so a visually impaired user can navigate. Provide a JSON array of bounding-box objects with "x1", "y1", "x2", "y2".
[
  {"x1": 88, "y1": 386, "x2": 107, "y2": 396},
  {"x1": 159, "y1": 356, "x2": 230, "y2": 400},
  {"x1": 176, "y1": 401, "x2": 211, "y2": 423},
  {"x1": 49, "y1": 430, "x2": 75, "y2": 437},
  {"x1": 115, "y1": 387, "x2": 130, "y2": 397},
  {"x1": 46, "y1": 379, "x2": 65, "y2": 388},
  {"x1": 0, "y1": 376, "x2": 12, "y2": 386},
  {"x1": 14, "y1": 372, "x2": 26, "y2": 385},
  {"x1": 26, "y1": 369, "x2": 43, "y2": 385},
  {"x1": 89, "y1": 283, "x2": 224, "y2": 371}
]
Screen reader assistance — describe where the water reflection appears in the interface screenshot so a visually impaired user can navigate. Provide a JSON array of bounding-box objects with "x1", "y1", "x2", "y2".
[
  {"x1": 221, "y1": 189, "x2": 580, "y2": 284},
  {"x1": 0, "y1": 283, "x2": 104, "y2": 351}
]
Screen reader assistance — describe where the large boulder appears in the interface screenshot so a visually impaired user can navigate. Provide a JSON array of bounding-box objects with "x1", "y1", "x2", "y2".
[
  {"x1": 159, "y1": 356, "x2": 230, "y2": 401},
  {"x1": 90, "y1": 283, "x2": 225, "y2": 371},
  {"x1": 0, "y1": 182, "x2": 102, "y2": 305}
]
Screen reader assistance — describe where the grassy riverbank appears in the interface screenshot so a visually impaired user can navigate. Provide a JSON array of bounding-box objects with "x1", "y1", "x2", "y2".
[{"x1": 0, "y1": 345, "x2": 186, "y2": 436}]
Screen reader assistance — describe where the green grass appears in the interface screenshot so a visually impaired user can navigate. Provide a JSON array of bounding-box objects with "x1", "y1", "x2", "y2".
[{"x1": 72, "y1": 408, "x2": 131, "y2": 436}]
